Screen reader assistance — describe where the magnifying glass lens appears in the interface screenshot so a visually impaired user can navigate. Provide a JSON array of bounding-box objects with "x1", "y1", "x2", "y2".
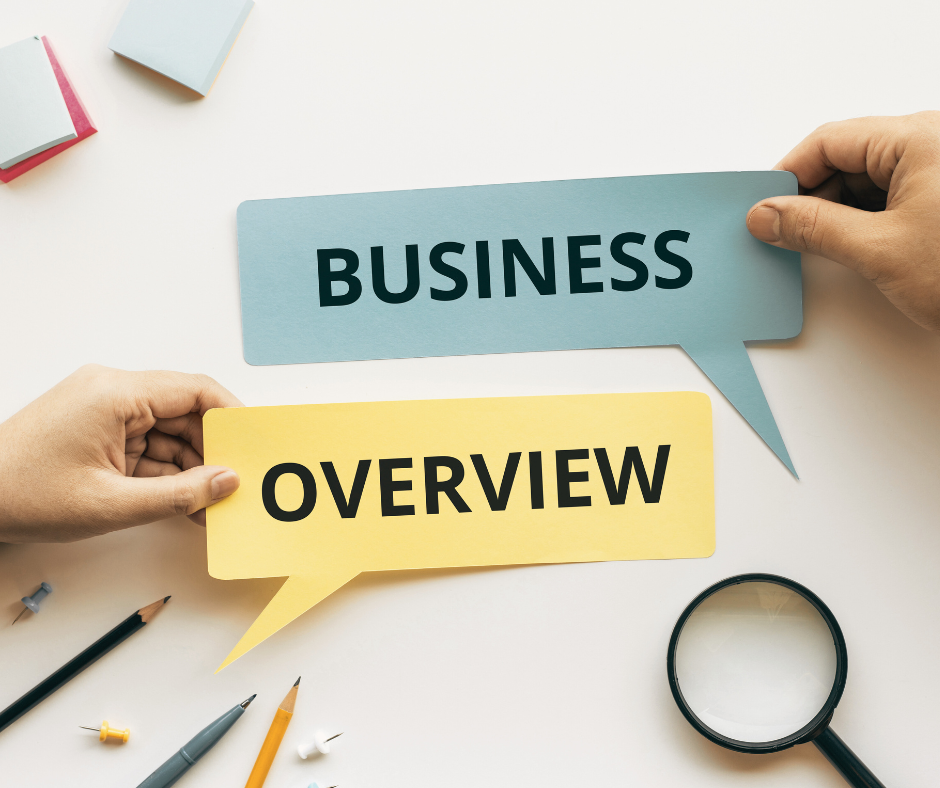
[{"x1": 674, "y1": 581, "x2": 838, "y2": 744}]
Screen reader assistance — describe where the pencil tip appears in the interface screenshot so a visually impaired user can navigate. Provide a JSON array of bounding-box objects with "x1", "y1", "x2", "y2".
[
  {"x1": 294, "y1": 676, "x2": 301, "y2": 687},
  {"x1": 241, "y1": 693, "x2": 257, "y2": 708},
  {"x1": 138, "y1": 596, "x2": 172, "y2": 623},
  {"x1": 163, "y1": 595, "x2": 171, "y2": 603}
]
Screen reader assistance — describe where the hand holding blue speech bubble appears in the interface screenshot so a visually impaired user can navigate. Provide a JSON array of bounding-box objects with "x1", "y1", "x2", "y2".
[{"x1": 236, "y1": 172, "x2": 801, "y2": 474}]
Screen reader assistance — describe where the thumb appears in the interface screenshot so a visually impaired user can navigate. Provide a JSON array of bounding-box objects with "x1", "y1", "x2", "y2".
[
  {"x1": 109, "y1": 465, "x2": 240, "y2": 526},
  {"x1": 746, "y1": 195, "x2": 892, "y2": 278}
]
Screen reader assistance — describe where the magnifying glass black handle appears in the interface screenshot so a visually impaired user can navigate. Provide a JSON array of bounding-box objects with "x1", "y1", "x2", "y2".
[{"x1": 813, "y1": 728, "x2": 887, "y2": 788}]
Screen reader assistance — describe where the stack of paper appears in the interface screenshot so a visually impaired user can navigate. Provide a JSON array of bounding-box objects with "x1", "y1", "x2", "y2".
[
  {"x1": 0, "y1": 37, "x2": 75, "y2": 169},
  {"x1": 109, "y1": 0, "x2": 254, "y2": 97},
  {"x1": 1, "y1": 36, "x2": 95, "y2": 183}
]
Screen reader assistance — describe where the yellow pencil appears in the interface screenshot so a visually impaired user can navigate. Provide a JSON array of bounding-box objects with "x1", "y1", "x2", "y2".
[{"x1": 244, "y1": 677, "x2": 300, "y2": 788}]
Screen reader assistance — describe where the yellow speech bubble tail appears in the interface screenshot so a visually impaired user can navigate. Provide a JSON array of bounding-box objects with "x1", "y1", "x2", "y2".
[{"x1": 216, "y1": 568, "x2": 360, "y2": 672}]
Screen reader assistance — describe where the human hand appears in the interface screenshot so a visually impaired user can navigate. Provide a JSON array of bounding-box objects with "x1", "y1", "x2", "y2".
[
  {"x1": 746, "y1": 111, "x2": 940, "y2": 331},
  {"x1": 0, "y1": 365, "x2": 242, "y2": 543}
]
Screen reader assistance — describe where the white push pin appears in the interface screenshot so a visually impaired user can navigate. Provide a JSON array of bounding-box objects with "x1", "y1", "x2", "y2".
[{"x1": 298, "y1": 731, "x2": 343, "y2": 759}]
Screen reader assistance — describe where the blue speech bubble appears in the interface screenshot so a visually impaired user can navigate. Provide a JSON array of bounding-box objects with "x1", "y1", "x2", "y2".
[{"x1": 236, "y1": 172, "x2": 801, "y2": 474}]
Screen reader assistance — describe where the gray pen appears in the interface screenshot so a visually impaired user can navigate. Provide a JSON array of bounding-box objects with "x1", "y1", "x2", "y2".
[{"x1": 135, "y1": 695, "x2": 256, "y2": 788}]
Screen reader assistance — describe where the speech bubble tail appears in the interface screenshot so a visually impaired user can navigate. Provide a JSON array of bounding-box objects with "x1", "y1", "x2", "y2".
[
  {"x1": 681, "y1": 339, "x2": 797, "y2": 478},
  {"x1": 216, "y1": 568, "x2": 360, "y2": 672}
]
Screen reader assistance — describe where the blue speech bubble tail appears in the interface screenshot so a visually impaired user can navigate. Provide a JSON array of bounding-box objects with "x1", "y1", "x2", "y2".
[{"x1": 680, "y1": 340, "x2": 797, "y2": 478}]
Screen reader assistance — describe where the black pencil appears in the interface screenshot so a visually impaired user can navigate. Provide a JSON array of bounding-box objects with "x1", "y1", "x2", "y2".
[{"x1": 0, "y1": 596, "x2": 170, "y2": 734}]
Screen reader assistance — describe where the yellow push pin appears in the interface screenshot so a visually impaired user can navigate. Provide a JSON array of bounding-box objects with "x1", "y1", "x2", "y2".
[{"x1": 80, "y1": 721, "x2": 130, "y2": 743}]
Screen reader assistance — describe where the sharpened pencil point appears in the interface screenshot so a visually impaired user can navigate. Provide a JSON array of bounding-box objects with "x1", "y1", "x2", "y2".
[
  {"x1": 138, "y1": 596, "x2": 171, "y2": 623},
  {"x1": 241, "y1": 694, "x2": 257, "y2": 708},
  {"x1": 294, "y1": 676, "x2": 301, "y2": 687},
  {"x1": 164, "y1": 595, "x2": 171, "y2": 603}
]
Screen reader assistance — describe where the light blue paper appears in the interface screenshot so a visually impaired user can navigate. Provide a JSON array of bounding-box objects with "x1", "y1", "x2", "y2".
[
  {"x1": 0, "y1": 37, "x2": 76, "y2": 170},
  {"x1": 108, "y1": 0, "x2": 254, "y2": 96},
  {"x1": 237, "y1": 172, "x2": 802, "y2": 474}
]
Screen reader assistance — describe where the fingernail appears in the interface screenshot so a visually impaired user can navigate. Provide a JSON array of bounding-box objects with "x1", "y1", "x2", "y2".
[
  {"x1": 210, "y1": 470, "x2": 240, "y2": 500},
  {"x1": 748, "y1": 205, "x2": 781, "y2": 243}
]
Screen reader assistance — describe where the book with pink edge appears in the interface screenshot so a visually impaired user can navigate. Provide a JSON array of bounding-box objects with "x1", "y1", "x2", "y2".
[{"x1": 1, "y1": 37, "x2": 98, "y2": 184}]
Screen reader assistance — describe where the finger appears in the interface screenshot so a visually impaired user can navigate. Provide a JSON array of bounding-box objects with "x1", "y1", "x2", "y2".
[
  {"x1": 839, "y1": 172, "x2": 889, "y2": 211},
  {"x1": 122, "y1": 371, "x2": 243, "y2": 437},
  {"x1": 807, "y1": 171, "x2": 888, "y2": 212},
  {"x1": 775, "y1": 115, "x2": 911, "y2": 191},
  {"x1": 746, "y1": 195, "x2": 897, "y2": 280},
  {"x1": 135, "y1": 371, "x2": 243, "y2": 416},
  {"x1": 154, "y1": 413, "x2": 205, "y2": 454},
  {"x1": 124, "y1": 434, "x2": 147, "y2": 477},
  {"x1": 143, "y1": 429, "x2": 203, "y2": 471},
  {"x1": 134, "y1": 457, "x2": 183, "y2": 478},
  {"x1": 106, "y1": 465, "x2": 240, "y2": 525}
]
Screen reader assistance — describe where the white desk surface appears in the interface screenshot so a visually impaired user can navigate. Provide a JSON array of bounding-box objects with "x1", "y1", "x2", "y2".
[{"x1": 2, "y1": 1, "x2": 939, "y2": 786}]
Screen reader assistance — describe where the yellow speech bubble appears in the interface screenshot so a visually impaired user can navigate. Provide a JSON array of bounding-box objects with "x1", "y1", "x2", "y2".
[{"x1": 205, "y1": 392, "x2": 715, "y2": 670}]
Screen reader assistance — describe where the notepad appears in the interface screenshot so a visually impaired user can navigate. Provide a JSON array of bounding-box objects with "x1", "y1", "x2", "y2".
[
  {"x1": 0, "y1": 38, "x2": 99, "y2": 184},
  {"x1": 0, "y1": 37, "x2": 76, "y2": 170},
  {"x1": 109, "y1": 0, "x2": 254, "y2": 96}
]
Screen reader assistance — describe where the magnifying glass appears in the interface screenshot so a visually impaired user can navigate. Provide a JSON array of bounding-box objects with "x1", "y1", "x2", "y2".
[{"x1": 667, "y1": 574, "x2": 888, "y2": 788}]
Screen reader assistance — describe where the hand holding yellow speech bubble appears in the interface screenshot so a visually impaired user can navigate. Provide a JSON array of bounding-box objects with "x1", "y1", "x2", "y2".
[{"x1": 205, "y1": 392, "x2": 715, "y2": 670}]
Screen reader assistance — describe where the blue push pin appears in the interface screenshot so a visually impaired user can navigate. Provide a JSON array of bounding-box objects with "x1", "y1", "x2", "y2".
[
  {"x1": 288, "y1": 783, "x2": 337, "y2": 788},
  {"x1": 12, "y1": 582, "x2": 53, "y2": 625}
]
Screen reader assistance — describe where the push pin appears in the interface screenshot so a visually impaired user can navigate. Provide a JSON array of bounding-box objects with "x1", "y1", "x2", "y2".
[
  {"x1": 298, "y1": 731, "x2": 343, "y2": 759},
  {"x1": 291, "y1": 783, "x2": 337, "y2": 788},
  {"x1": 12, "y1": 582, "x2": 53, "y2": 625},
  {"x1": 80, "y1": 721, "x2": 130, "y2": 743}
]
